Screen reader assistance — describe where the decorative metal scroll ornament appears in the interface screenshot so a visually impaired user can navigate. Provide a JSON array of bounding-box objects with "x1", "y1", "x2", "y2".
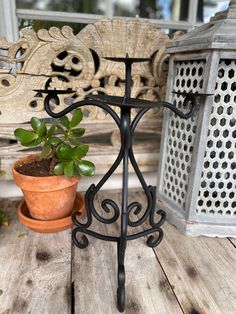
[{"x1": 39, "y1": 55, "x2": 206, "y2": 313}]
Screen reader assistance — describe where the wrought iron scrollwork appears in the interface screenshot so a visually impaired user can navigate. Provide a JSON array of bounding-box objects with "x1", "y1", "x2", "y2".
[{"x1": 41, "y1": 55, "x2": 201, "y2": 313}]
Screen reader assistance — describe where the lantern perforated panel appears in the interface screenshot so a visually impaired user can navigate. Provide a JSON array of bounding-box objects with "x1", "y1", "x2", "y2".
[
  {"x1": 197, "y1": 59, "x2": 236, "y2": 216},
  {"x1": 161, "y1": 60, "x2": 205, "y2": 209}
]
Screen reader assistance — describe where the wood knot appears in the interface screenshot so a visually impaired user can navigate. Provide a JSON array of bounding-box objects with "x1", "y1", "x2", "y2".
[
  {"x1": 127, "y1": 300, "x2": 141, "y2": 312},
  {"x1": 26, "y1": 279, "x2": 33, "y2": 286},
  {"x1": 189, "y1": 308, "x2": 201, "y2": 314},
  {"x1": 186, "y1": 266, "x2": 198, "y2": 279},
  {"x1": 159, "y1": 279, "x2": 170, "y2": 290},
  {"x1": 36, "y1": 251, "x2": 51, "y2": 261}
]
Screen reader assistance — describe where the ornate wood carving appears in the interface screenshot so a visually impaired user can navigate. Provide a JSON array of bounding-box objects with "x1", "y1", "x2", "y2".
[{"x1": 0, "y1": 18, "x2": 170, "y2": 179}]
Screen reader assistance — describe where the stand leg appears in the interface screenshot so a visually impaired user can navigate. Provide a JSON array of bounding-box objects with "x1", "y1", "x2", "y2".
[
  {"x1": 117, "y1": 142, "x2": 129, "y2": 312},
  {"x1": 117, "y1": 54, "x2": 131, "y2": 309},
  {"x1": 117, "y1": 180, "x2": 128, "y2": 311},
  {"x1": 117, "y1": 238, "x2": 126, "y2": 312}
]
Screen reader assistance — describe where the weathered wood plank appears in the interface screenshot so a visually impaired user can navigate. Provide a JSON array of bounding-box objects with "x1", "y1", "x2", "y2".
[
  {"x1": 0, "y1": 197, "x2": 30, "y2": 313},
  {"x1": 155, "y1": 221, "x2": 236, "y2": 314},
  {"x1": 0, "y1": 197, "x2": 72, "y2": 314},
  {"x1": 2, "y1": 190, "x2": 235, "y2": 314},
  {"x1": 0, "y1": 148, "x2": 160, "y2": 180},
  {"x1": 0, "y1": 140, "x2": 160, "y2": 155},
  {"x1": 0, "y1": 120, "x2": 162, "y2": 139},
  {"x1": 72, "y1": 191, "x2": 182, "y2": 314},
  {"x1": 128, "y1": 190, "x2": 236, "y2": 313}
]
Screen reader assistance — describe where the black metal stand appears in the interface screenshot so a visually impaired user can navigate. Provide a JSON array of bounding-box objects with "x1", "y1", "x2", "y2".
[{"x1": 40, "y1": 55, "x2": 199, "y2": 312}]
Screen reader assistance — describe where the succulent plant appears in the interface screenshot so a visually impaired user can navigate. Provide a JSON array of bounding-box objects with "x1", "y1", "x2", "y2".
[{"x1": 14, "y1": 109, "x2": 95, "y2": 177}]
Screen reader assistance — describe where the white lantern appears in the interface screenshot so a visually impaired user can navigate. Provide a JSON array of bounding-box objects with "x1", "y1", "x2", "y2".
[{"x1": 156, "y1": 1, "x2": 236, "y2": 237}]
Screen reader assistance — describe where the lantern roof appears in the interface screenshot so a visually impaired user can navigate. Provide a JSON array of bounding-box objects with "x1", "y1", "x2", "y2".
[{"x1": 167, "y1": 0, "x2": 236, "y2": 53}]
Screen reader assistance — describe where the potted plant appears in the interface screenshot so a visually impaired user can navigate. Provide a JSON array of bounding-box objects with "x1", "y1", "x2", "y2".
[{"x1": 12, "y1": 109, "x2": 94, "y2": 231}]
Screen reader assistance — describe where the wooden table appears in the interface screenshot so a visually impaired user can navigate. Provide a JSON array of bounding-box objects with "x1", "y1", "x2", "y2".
[{"x1": 0, "y1": 190, "x2": 236, "y2": 314}]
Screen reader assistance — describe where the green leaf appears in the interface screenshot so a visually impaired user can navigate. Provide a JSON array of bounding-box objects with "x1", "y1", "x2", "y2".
[
  {"x1": 71, "y1": 128, "x2": 85, "y2": 137},
  {"x1": 1, "y1": 310, "x2": 9, "y2": 314},
  {"x1": 56, "y1": 144, "x2": 74, "y2": 160},
  {"x1": 49, "y1": 136, "x2": 62, "y2": 146},
  {"x1": 54, "y1": 162, "x2": 66, "y2": 176},
  {"x1": 69, "y1": 137, "x2": 82, "y2": 146},
  {"x1": 59, "y1": 116, "x2": 70, "y2": 129},
  {"x1": 47, "y1": 125, "x2": 56, "y2": 138},
  {"x1": 75, "y1": 160, "x2": 95, "y2": 177},
  {"x1": 64, "y1": 161, "x2": 75, "y2": 177},
  {"x1": 0, "y1": 289, "x2": 3, "y2": 296},
  {"x1": 40, "y1": 141, "x2": 51, "y2": 159},
  {"x1": 69, "y1": 109, "x2": 83, "y2": 128},
  {"x1": 74, "y1": 144, "x2": 89, "y2": 159},
  {"x1": 19, "y1": 137, "x2": 43, "y2": 147},
  {"x1": 38, "y1": 121, "x2": 47, "y2": 137},
  {"x1": 30, "y1": 117, "x2": 41, "y2": 132},
  {"x1": 56, "y1": 124, "x2": 66, "y2": 134},
  {"x1": 14, "y1": 129, "x2": 38, "y2": 145}
]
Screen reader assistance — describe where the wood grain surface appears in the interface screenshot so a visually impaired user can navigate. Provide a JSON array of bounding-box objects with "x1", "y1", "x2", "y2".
[{"x1": 0, "y1": 190, "x2": 235, "y2": 313}]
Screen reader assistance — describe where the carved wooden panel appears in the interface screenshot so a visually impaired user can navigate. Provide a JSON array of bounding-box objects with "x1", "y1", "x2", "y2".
[{"x1": 0, "y1": 18, "x2": 170, "y2": 179}]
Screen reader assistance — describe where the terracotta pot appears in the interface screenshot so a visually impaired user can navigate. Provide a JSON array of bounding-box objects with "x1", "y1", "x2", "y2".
[
  {"x1": 12, "y1": 154, "x2": 80, "y2": 221},
  {"x1": 18, "y1": 192, "x2": 85, "y2": 233}
]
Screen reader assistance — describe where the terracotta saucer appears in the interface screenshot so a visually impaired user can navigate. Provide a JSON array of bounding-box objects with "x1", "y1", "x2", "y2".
[{"x1": 17, "y1": 192, "x2": 85, "y2": 233}]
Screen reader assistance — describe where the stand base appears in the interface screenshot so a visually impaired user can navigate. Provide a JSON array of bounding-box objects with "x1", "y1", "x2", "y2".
[{"x1": 72, "y1": 187, "x2": 166, "y2": 313}]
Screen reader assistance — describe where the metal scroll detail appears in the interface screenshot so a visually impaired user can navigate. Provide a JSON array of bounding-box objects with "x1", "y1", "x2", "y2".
[
  {"x1": 41, "y1": 55, "x2": 200, "y2": 313},
  {"x1": 42, "y1": 90, "x2": 198, "y2": 251},
  {"x1": 43, "y1": 91, "x2": 167, "y2": 249}
]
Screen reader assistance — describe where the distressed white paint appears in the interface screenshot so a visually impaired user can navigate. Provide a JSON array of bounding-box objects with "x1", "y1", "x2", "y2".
[{"x1": 156, "y1": 1, "x2": 236, "y2": 237}]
